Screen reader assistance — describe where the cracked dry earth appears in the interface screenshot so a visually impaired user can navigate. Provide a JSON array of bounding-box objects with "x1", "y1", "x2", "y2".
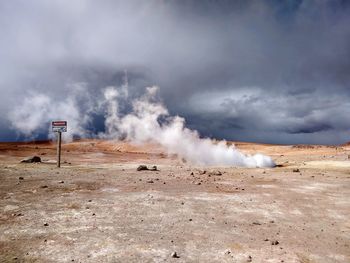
[{"x1": 0, "y1": 140, "x2": 349, "y2": 262}]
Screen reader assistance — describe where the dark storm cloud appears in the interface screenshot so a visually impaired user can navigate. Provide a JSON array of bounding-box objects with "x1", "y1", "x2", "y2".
[{"x1": 0, "y1": 0, "x2": 349, "y2": 144}]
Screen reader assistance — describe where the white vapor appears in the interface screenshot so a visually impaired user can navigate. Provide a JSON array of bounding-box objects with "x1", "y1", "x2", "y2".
[
  {"x1": 102, "y1": 86, "x2": 275, "y2": 168},
  {"x1": 8, "y1": 82, "x2": 275, "y2": 168},
  {"x1": 8, "y1": 83, "x2": 94, "y2": 141}
]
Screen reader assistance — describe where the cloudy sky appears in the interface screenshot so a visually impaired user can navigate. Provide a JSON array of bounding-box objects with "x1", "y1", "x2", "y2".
[{"x1": 1, "y1": 0, "x2": 349, "y2": 144}]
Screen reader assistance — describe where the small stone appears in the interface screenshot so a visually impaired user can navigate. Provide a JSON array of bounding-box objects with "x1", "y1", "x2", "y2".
[
  {"x1": 44, "y1": 223, "x2": 49, "y2": 226},
  {"x1": 59, "y1": 181, "x2": 64, "y2": 184},
  {"x1": 19, "y1": 177, "x2": 24, "y2": 180},
  {"x1": 21, "y1": 156, "x2": 41, "y2": 163},
  {"x1": 271, "y1": 240, "x2": 279, "y2": 245},
  {"x1": 150, "y1": 166, "x2": 158, "y2": 171},
  {"x1": 247, "y1": 255, "x2": 252, "y2": 262},
  {"x1": 137, "y1": 165, "x2": 149, "y2": 171},
  {"x1": 147, "y1": 180, "x2": 154, "y2": 183},
  {"x1": 40, "y1": 185, "x2": 48, "y2": 189},
  {"x1": 171, "y1": 252, "x2": 180, "y2": 258},
  {"x1": 189, "y1": 218, "x2": 192, "y2": 221},
  {"x1": 190, "y1": 172, "x2": 194, "y2": 175},
  {"x1": 293, "y1": 168, "x2": 300, "y2": 173}
]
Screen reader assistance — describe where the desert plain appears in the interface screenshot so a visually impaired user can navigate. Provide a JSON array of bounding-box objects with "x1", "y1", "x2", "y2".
[{"x1": 0, "y1": 140, "x2": 349, "y2": 262}]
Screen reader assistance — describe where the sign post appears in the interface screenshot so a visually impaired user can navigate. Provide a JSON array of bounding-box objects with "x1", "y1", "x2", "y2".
[{"x1": 52, "y1": 121, "x2": 67, "y2": 168}]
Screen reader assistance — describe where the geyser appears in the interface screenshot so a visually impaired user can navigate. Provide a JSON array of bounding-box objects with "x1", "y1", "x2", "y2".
[{"x1": 103, "y1": 86, "x2": 275, "y2": 168}]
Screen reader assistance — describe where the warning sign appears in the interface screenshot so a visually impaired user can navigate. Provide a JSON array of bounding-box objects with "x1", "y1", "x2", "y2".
[{"x1": 52, "y1": 121, "x2": 67, "y2": 132}]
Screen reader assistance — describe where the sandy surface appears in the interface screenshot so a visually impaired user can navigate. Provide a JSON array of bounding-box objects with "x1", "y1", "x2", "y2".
[{"x1": 0, "y1": 140, "x2": 349, "y2": 262}]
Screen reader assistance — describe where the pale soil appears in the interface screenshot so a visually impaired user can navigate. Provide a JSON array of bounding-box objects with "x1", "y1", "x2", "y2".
[{"x1": 0, "y1": 140, "x2": 349, "y2": 262}]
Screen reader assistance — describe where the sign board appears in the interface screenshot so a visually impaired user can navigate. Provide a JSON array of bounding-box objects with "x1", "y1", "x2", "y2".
[{"x1": 52, "y1": 121, "x2": 67, "y2": 132}]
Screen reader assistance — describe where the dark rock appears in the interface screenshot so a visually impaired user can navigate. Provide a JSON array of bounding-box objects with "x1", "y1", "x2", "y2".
[
  {"x1": 293, "y1": 168, "x2": 300, "y2": 173},
  {"x1": 171, "y1": 252, "x2": 180, "y2": 258},
  {"x1": 21, "y1": 156, "x2": 41, "y2": 163},
  {"x1": 44, "y1": 223, "x2": 49, "y2": 226},
  {"x1": 147, "y1": 180, "x2": 154, "y2": 183},
  {"x1": 271, "y1": 240, "x2": 279, "y2": 245},
  {"x1": 247, "y1": 255, "x2": 252, "y2": 262},
  {"x1": 210, "y1": 171, "x2": 222, "y2": 176},
  {"x1": 40, "y1": 185, "x2": 48, "y2": 189},
  {"x1": 137, "y1": 165, "x2": 149, "y2": 171},
  {"x1": 59, "y1": 181, "x2": 64, "y2": 184},
  {"x1": 18, "y1": 177, "x2": 24, "y2": 180},
  {"x1": 137, "y1": 165, "x2": 159, "y2": 171}
]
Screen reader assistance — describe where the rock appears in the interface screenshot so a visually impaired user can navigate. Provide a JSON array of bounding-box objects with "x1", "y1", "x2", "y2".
[
  {"x1": 293, "y1": 168, "x2": 300, "y2": 173},
  {"x1": 137, "y1": 165, "x2": 158, "y2": 171},
  {"x1": 271, "y1": 240, "x2": 279, "y2": 245},
  {"x1": 21, "y1": 156, "x2": 41, "y2": 163},
  {"x1": 44, "y1": 223, "x2": 49, "y2": 226},
  {"x1": 247, "y1": 255, "x2": 252, "y2": 262},
  {"x1": 210, "y1": 171, "x2": 222, "y2": 176},
  {"x1": 18, "y1": 177, "x2": 24, "y2": 180},
  {"x1": 40, "y1": 185, "x2": 48, "y2": 188},
  {"x1": 150, "y1": 166, "x2": 158, "y2": 171},
  {"x1": 171, "y1": 252, "x2": 180, "y2": 258},
  {"x1": 137, "y1": 165, "x2": 149, "y2": 171},
  {"x1": 146, "y1": 180, "x2": 154, "y2": 183}
]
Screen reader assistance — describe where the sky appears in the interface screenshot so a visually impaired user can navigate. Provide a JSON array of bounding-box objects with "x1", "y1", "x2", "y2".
[{"x1": 0, "y1": 0, "x2": 349, "y2": 144}]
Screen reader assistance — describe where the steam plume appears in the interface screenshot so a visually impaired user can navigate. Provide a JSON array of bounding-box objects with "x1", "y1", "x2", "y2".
[{"x1": 102, "y1": 86, "x2": 275, "y2": 168}]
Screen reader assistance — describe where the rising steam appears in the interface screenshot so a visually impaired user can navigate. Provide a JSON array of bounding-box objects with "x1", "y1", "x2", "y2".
[
  {"x1": 102, "y1": 85, "x2": 275, "y2": 168},
  {"x1": 8, "y1": 81, "x2": 275, "y2": 168}
]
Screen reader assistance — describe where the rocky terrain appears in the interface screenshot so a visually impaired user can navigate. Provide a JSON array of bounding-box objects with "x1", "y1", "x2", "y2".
[{"x1": 0, "y1": 140, "x2": 349, "y2": 262}]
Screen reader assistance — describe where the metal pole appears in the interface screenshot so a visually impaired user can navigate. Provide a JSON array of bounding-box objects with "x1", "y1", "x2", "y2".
[{"x1": 57, "y1": 131, "x2": 62, "y2": 168}]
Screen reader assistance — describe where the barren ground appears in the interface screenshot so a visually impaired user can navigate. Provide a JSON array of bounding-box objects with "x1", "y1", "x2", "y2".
[{"x1": 0, "y1": 140, "x2": 349, "y2": 262}]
